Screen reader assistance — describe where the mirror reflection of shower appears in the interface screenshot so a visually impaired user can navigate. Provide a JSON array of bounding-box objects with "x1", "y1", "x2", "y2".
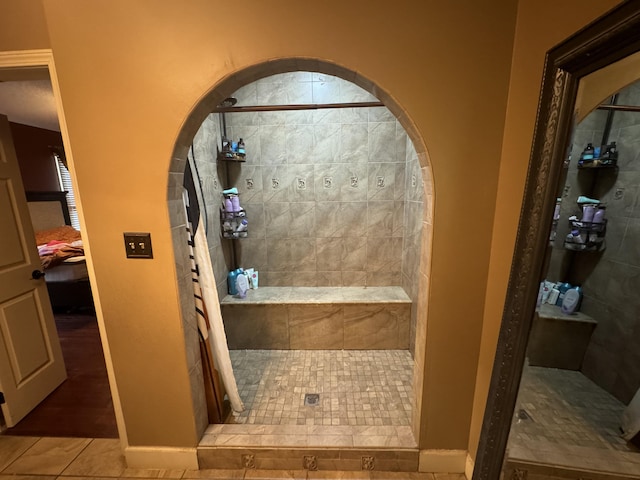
[{"x1": 504, "y1": 79, "x2": 640, "y2": 478}]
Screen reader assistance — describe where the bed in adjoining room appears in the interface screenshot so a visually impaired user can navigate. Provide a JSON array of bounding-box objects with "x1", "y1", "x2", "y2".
[{"x1": 26, "y1": 191, "x2": 93, "y2": 311}]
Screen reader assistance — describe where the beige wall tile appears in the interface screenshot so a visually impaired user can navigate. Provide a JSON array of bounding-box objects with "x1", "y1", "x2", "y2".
[
  {"x1": 289, "y1": 305, "x2": 344, "y2": 349},
  {"x1": 344, "y1": 306, "x2": 399, "y2": 349}
]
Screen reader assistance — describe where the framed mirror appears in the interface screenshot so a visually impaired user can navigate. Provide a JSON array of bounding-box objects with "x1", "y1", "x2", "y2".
[{"x1": 473, "y1": 2, "x2": 640, "y2": 479}]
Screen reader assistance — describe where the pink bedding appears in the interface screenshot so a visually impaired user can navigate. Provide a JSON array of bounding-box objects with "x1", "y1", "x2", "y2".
[{"x1": 35, "y1": 225, "x2": 84, "y2": 269}]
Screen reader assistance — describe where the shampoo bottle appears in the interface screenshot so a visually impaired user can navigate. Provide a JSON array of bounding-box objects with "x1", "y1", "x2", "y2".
[
  {"x1": 561, "y1": 286, "x2": 582, "y2": 314},
  {"x1": 227, "y1": 269, "x2": 239, "y2": 295}
]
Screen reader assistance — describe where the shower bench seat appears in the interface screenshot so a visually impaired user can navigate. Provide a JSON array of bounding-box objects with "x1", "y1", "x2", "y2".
[{"x1": 220, "y1": 286, "x2": 411, "y2": 350}]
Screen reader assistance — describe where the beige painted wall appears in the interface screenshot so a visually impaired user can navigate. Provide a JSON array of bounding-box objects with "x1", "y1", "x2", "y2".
[
  {"x1": 0, "y1": 0, "x2": 49, "y2": 51},
  {"x1": 468, "y1": 0, "x2": 622, "y2": 460},
  {"x1": 32, "y1": 0, "x2": 518, "y2": 449}
]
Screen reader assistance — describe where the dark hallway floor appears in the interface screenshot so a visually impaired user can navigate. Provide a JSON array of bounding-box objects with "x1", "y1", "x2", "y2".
[{"x1": 3, "y1": 312, "x2": 118, "y2": 439}]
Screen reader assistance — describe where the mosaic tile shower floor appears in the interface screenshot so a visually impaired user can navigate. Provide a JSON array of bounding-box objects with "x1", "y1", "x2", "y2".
[
  {"x1": 507, "y1": 365, "x2": 640, "y2": 476},
  {"x1": 228, "y1": 350, "x2": 413, "y2": 426}
]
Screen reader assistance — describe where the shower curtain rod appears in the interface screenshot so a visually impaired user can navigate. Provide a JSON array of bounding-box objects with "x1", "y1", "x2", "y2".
[
  {"x1": 212, "y1": 101, "x2": 384, "y2": 113},
  {"x1": 597, "y1": 104, "x2": 640, "y2": 112}
]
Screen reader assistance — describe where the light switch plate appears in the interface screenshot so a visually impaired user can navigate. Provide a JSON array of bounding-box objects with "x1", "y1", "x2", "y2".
[{"x1": 124, "y1": 232, "x2": 153, "y2": 259}]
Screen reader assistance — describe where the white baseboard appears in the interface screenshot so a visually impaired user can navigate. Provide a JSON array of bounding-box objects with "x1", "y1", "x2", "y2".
[
  {"x1": 419, "y1": 449, "x2": 467, "y2": 473},
  {"x1": 465, "y1": 453, "x2": 475, "y2": 479},
  {"x1": 125, "y1": 446, "x2": 199, "y2": 470}
]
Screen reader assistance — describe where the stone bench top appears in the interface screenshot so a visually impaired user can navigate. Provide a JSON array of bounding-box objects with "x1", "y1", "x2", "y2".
[
  {"x1": 536, "y1": 303, "x2": 597, "y2": 324},
  {"x1": 220, "y1": 286, "x2": 411, "y2": 305}
]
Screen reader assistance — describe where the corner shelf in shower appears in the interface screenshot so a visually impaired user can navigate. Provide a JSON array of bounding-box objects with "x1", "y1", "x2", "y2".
[
  {"x1": 217, "y1": 153, "x2": 246, "y2": 163},
  {"x1": 220, "y1": 210, "x2": 248, "y2": 239},
  {"x1": 563, "y1": 218, "x2": 606, "y2": 252}
]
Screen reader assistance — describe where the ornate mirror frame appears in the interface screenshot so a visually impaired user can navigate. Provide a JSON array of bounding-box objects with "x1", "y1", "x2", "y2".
[{"x1": 473, "y1": 2, "x2": 640, "y2": 479}]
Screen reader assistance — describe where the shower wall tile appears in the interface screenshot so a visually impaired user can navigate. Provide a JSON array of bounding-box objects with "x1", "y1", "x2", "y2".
[
  {"x1": 236, "y1": 165, "x2": 264, "y2": 204},
  {"x1": 312, "y1": 108, "x2": 342, "y2": 125},
  {"x1": 288, "y1": 305, "x2": 343, "y2": 349},
  {"x1": 344, "y1": 305, "x2": 399, "y2": 349},
  {"x1": 367, "y1": 237, "x2": 403, "y2": 273},
  {"x1": 285, "y1": 108, "x2": 315, "y2": 126},
  {"x1": 340, "y1": 82, "x2": 378, "y2": 103},
  {"x1": 368, "y1": 122, "x2": 396, "y2": 163},
  {"x1": 287, "y1": 164, "x2": 315, "y2": 202},
  {"x1": 369, "y1": 107, "x2": 395, "y2": 123},
  {"x1": 393, "y1": 200, "x2": 405, "y2": 238},
  {"x1": 311, "y1": 124, "x2": 341, "y2": 163},
  {"x1": 259, "y1": 125, "x2": 287, "y2": 164},
  {"x1": 313, "y1": 163, "x2": 368, "y2": 202},
  {"x1": 316, "y1": 238, "x2": 343, "y2": 271},
  {"x1": 312, "y1": 81, "x2": 339, "y2": 104},
  {"x1": 367, "y1": 163, "x2": 397, "y2": 201},
  {"x1": 340, "y1": 124, "x2": 368, "y2": 163},
  {"x1": 367, "y1": 200, "x2": 395, "y2": 237},
  {"x1": 263, "y1": 271, "x2": 308, "y2": 286},
  {"x1": 266, "y1": 237, "x2": 316, "y2": 271},
  {"x1": 342, "y1": 270, "x2": 367, "y2": 286},
  {"x1": 243, "y1": 204, "x2": 266, "y2": 238},
  {"x1": 261, "y1": 165, "x2": 291, "y2": 203},
  {"x1": 395, "y1": 124, "x2": 408, "y2": 163},
  {"x1": 222, "y1": 305, "x2": 289, "y2": 350},
  {"x1": 227, "y1": 110, "x2": 260, "y2": 127},
  {"x1": 366, "y1": 270, "x2": 402, "y2": 287},
  {"x1": 316, "y1": 237, "x2": 367, "y2": 272},
  {"x1": 265, "y1": 202, "x2": 316, "y2": 238},
  {"x1": 213, "y1": 72, "x2": 426, "y2": 289},
  {"x1": 315, "y1": 202, "x2": 367, "y2": 238},
  {"x1": 285, "y1": 125, "x2": 314, "y2": 164},
  {"x1": 394, "y1": 164, "x2": 406, "y2": 201},
  {"x1": 227, "y1": 125, "x2": 261, "y2": 165},
  {"x1": 232, "y1": 82, "x2": 258, "y2": 106},
  {"x1": 316, "y1": 271, "x2": 343, "y2": 286},
  {"x1": 341, "y1": 237, "x2": 367, "y2": 271},
  {"x1": 235, "y1": 237, "x2": 267, "y2": 272},
  {"x1": 258, "y1": 110, "x2": 288, "y2": 126},
  {"x1": 339, "y1": 107, "x2": 368, "y2": 124}
]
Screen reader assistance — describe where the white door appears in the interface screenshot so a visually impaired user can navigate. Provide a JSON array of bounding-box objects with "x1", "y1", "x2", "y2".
[{"x1": 0, "y1": 114, "x2": 66, "y2": 427}]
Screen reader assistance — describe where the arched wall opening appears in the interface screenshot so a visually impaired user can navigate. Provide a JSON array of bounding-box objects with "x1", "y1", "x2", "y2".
[{"x1": 167, "y1": 58, "x2": 434, "y2": 443}]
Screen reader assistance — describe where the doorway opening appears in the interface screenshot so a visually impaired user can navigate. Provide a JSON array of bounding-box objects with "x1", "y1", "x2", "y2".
[
  {"x1": 168, "y1": 59, "x2": 434, "y2": 447},
  {"x1": 0, "y1": 62, "x2": 117, "y2": 439}
]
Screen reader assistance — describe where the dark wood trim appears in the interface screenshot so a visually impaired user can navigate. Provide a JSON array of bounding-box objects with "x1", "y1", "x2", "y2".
[
  {"x1": 473, "y1": 2, "x2": 640, "y2": 479},
  {"x1": 25, "y1": 190, "x2": 71, "y2": 226}
]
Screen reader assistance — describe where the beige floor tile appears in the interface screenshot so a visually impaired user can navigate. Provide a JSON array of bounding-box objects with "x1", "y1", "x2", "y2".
[
  {"x1": 307, "y1": 471, "x2": 371, "y2": 479},
  {"x1": 371, "y1": 473, "x2": 435, "y2": 480},
  {"x1": 244, "y1": 470, "x2": 307, "y2": 479},
  {"x1": 62, "y1": 438, "x2": 126, "y2": 477},
  {"x1": 0, "y1": 475, "x2": 57, "y2": 480},
  {"x1": 0, "y1": 436, "x2": 39, "y2": 471},
  {"x1": 2, "y1": 437, "x2": 90, "y2": 475},
  {"x1": 120, "y1": 468, "x2": 185, "y2": 478},
  {"x1": 182, "y1": 468, "x2": 245, "y2": 479}
]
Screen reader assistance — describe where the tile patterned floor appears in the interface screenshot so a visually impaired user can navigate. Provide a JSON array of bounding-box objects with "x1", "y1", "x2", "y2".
[
  {"x1": 0, "y1": 436, "x2": 462, "y2": 479},
  {"x1": 229, "y1": 350, "x2": 413, "y2": 427},
  {"x1": 507, "y1": 366, "x2": 640, "y2": 476}
]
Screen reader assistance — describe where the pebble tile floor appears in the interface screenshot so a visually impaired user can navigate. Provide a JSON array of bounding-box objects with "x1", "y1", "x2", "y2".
[
  {"x1": 507, "y1": 365, "x2": 640, "y2": 476},
  {"x1": 228, "y1": 350, "x2": 413, "y2": 427}
]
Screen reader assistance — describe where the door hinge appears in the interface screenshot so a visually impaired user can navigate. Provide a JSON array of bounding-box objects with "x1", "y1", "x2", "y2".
[{"x1": 0, "y1": 393, "x2": 4, "y2": 404}]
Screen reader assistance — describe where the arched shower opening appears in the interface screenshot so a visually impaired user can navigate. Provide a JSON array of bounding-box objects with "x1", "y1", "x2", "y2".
[{"x1": 167, "y1": 59, "x2": 434, "y2": 444}]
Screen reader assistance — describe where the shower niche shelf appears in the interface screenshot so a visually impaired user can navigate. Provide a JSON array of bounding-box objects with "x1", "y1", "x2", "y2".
[
  {"x1": 220, "y1": 210, "x2": 248, "y2": 239},
  {"x1": 563, "y1": 218, "x2": 606, "y2": 252},
  {"x1": 217, "y1": 152, "x2": 246, "y2": 163}
]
